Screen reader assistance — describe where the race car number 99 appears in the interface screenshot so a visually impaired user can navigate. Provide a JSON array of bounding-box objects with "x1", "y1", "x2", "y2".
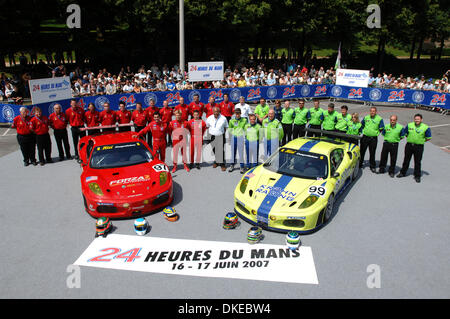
[
  {"x1": 309, "y1": 186, "x2": 326, "y2": 197},
  {"x1": 152, "y1": 164, "x2": 169, "y2": 172}
]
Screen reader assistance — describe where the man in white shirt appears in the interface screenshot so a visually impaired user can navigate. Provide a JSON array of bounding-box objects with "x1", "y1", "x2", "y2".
[
  {"x1": 206, "y1": 107, "x2": 228, "y2": 171},
  {"x1": 234, "y1": 96, "x2": 252, "y2": 119},
  {"x1": 122, "y1": 80, "x2": 134, "y2": 93}
]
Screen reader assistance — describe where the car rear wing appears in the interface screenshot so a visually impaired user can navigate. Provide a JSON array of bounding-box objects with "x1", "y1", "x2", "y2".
[
  {"x1": 79, "y1": 123, "x2": 133, "y2": 132},
  {"x1": 304, "y1": 127, "x2": 362, "y2": 140}
]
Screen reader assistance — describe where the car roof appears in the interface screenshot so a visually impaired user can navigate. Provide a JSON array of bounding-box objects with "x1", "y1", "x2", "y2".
[
  {"x1": 283, "y1": 137, "x2": 347, "y2": 155},
  {"x1": 88, "y1": 132, "x2": 138, "y2": 147}
]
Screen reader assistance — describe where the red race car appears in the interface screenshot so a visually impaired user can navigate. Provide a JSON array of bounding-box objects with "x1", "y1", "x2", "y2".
[{"x1": 78, "y1": 126, "x2": 173, "y2": 219}]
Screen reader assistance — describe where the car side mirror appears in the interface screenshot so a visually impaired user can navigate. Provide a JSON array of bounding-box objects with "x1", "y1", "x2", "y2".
[{"x1": 332, "y1": 172, "x2": 340, "y2": 178}]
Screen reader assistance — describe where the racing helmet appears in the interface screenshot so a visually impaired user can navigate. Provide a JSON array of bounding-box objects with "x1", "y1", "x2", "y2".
[
  {"x1": 247, "y1": 226, "x2": 263, "y2": 244},
  {"x1": 95, "y1": 217, "x2": 112, "y2": 238},
  {"x1": 134, "y1": 218, "x2": 149, "y2": 236},
  {"x1": 223, "y1": 212, "x2": 240, "y2": 229},
  {"x1": 163, "y1": 206, "x2": 178, "y2": 222},
  {"x1": 285, "y1": 231, "x2": 301, "y2": 250}
]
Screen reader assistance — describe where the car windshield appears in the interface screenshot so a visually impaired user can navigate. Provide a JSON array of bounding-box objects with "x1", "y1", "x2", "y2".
[
  {"x1": 263, "y1": 148, "x2": 328, "y2": 179},
  {"x1": 90, "y1": 142, "x2": 153, "y2": 169}
]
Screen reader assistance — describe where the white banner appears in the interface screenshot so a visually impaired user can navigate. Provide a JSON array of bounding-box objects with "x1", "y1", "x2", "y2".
[
  {"x1": 74, "y1": 234, "x2": 318, "y2": 284},
  {"x1": 188, "y1": 61, "x2": 224, "y2": 82},
  {"x1": 336, "y1": 69, "x2": 370, "y2": 88},
  {"x1": 29, "y1": 76, "x2": 72, "y2": 104}
]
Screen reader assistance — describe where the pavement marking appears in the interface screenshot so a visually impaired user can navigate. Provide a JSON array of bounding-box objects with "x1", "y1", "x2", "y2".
[
  {"x1": 2, "y1": 128, "x2": 11, "y2": 136},
  {"x1": 429, "y1": 123, "x2": 450, "y2": 128},
  {"x1": 74, "y1": 234, "x2": 319, "y2": 285}
]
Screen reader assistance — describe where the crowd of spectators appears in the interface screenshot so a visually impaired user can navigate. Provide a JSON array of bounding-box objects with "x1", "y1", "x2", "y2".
[{"x1": 1, "y1": 57, "x2": 449, "y2": 105}]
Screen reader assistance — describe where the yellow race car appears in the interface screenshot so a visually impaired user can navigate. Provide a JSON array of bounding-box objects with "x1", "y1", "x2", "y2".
[{"x1": 234, "y1": 136, "x2": 360, "y2": 233}]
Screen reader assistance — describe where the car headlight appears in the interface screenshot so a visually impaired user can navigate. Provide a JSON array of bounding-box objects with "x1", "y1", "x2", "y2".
[
  {"x1": 299, "y1": 195, "x2": 319, "y2": 209},
  {"x1": 240, "y1": 178, "x2": 249, "y2": 193},
  {"x1": 88, "y1": 182, "x2": 104, "y2": 196},
  {"x1": 160, "y1": 172, "x2": 168, "y2": 185}
]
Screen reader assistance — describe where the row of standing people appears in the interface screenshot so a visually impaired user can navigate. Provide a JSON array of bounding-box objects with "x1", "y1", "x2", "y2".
[{"x1": 12, "y1": 97, "x2": 431, "y2": 182}]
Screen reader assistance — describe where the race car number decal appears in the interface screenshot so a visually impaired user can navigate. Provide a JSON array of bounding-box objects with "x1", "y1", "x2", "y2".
[
  {"x1": 152, "y1": 164, "x2": 169, "y2": 172},
  {"x1": 308, "y1": 186, "x2": 326, "y2": 197}
]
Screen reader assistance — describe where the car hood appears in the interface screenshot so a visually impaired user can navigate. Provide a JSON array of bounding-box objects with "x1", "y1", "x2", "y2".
[
  {"x1": 82, "y1": 161, "x2": 168, "y2": 200},
  {"x1": 242, "y1": 166, "x2": 329, "y2": 209}
]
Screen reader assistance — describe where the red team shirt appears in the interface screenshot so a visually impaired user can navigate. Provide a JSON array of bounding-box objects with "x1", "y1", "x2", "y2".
[
  {"x1": 65, "y1": 106, "x2": 85, "y2": 127},
  {"x1": 12, "y1": 115, "x2": 33, "y2": 135},
  {"x1": 49, "y1": 112, "x2": 69, "y2": 130},
  {"x1": 188, "y1": 101, "x2": 205, "y2": 118},
  {"x1": 30, "y1": 116, "x2": 50, "y2": 135},
  {"x1": 168, "y1": 119, "x2": 188, "y2": 143},
  {"x1": 204, "y1": 102, "x2": 219, "y2": 118},
  {"x1": 220, "y1": 101, "x2": 235, "y2": 117},
  {"x1": 137, "y1": 121, "x2": 168, "y2": 141},
  {"x1": 186, "y1": 118, "x2": 207, "y2": 138},
  {"x1": 159, "y1": 106, "x2": 174, "y2": 124},
  {"x1": 99, "y1": 110, "x2": 116, "y2": 126},
  {"x1": 84, "y1": 110, "x2": 100, "y2": 127},
  {"x1": 132, "y1": 109, "x2": 148, "y2": 127},
  {"x1": 116, "y1": 109, "x2": 132, "y2": 124},
  {"x1": 174, "y1": 103, "x2": 189, "y2": 122},
  {"x1": 146, "y1": 106, "x2": 160, "y2": 121}
]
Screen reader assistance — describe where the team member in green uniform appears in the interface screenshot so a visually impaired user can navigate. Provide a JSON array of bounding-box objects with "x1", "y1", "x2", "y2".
[
  {"x1": 254, "y1": 98, "x2": 270, "y2": 124},
  {"x1": 293, "y1": 99, "x2": 308, "y2": 139},
  {"x1": 378, "y1": 115, "x2": 405, "y2": 177},
  {"x1": 335, "y1": 105, "x2": 352, "y2": 134},
  {"x1": 262, "y1": 109, "x2": 284, "y2": 158},
  {"x1": 281, "y1": 100, "x2": 295, "y2": 145},
  {"x1": 359, "y1": 107, "x2": 385, "y2": 172},
  {"x1": 306, "y1": 99, "x2": 324, "y2": 137},
  {"x1": 346, "y1": 113, "x2": 363, "y2": 145},
  {"x1": 322, "y1": 103, "x2": 338, "y2": 138},
  {"x1": 244, "y1": 114, "x2": 262, "y2": 169},
  {"x1": 397, "y1": 114, "x2": 432, "y2": 183},
  {"x1": 228, "y1": 109, "x2": 248, "y2": 173}
]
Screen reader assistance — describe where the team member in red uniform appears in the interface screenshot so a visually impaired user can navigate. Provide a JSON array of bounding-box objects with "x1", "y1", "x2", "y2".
[
  {"x1": 65, "y1": 99, "x2": 85, "y2": 159},
  {"x1": 12, "y1": 107, "x2": 37, "y2": 166},
  {"x1": 204, "y1": 96, "x2": 219, "y2": 118},
  {"x1": 84, "y1": 103, "x2": 100, "y2": 135},
  {"x1": 159, "y1": 100, "x2": 174, "y2": 146},
  {"x1": 145, "y1": 99, "x2": 160, "y2": 147},
  {"x1": 132, "y1": 102, "x2": 148, "y2": 132},
  {"x1": 49, "y1": 103, "x2": 72, "y2": 161},
  {"x1": 174, "y1": 97, "x2": 189, "y2": 122},
  {"x1": 99, "y1": 102, "x2": 117, "y2": 132},
  {"x1": 186, "y1": 109, "x2": 207, "y2": 170},
  {"x1": 133, "y1": 112, "x2": 168, "y2": 163},
  {"x1": 116, "y1": 101, "x2": 132, "y2": 132},
  {"x1": 30, "y1": 107, "x2": 52, "y2": 165},
  {"x1": 219, "y1": 93, "x2": 235, "y2": 122},
  {"x1": 169, "y1": 110, "x2": 190, "y2": 172},
  {"x1": 188, "y1": 93, "x2": 205, "y2": 119}
]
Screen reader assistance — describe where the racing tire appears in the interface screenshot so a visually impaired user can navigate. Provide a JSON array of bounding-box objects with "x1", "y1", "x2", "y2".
[{"x1": 323, "y1": 194, "x2": 335, "y2": 224}]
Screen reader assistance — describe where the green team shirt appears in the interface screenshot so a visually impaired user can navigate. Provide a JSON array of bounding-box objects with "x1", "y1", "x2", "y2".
[
  {"x1": 254, "y1": 103, "x2": 270, "y2": 119},
  {"x1": 347, "y1": 122, "x2": 362, "y2": 136},
  {"x1": 228, "y1": 117, "x2": 248, "y2": 137},
  {"x1": 361, "y1": 114, "x2": 384, "y2": 137},
  {"x1": 382, "y1": 124, "x2": 404, "y2": 143},
  {"x1": 404, "y1": 122, "x2": 432, "y2": 145},
  {"x1": 262, "y1": 118, "x2": 284, "y2": 141},
  {"x1": 244, "y1": 123, "x2": 262, "y2": 141},
  {"x1": 293, "y1": 107, "x2": 308, "y2": 125},
  {"x1": 281, "y1": 108, "x2": 295, "y2": 124},
  {"x1": 322, "y1": 110, "x2": 338, "y2": 131},
  {"x1": 307, "y1": 107, "x2": 325, "y2": 125},
  {"x1": 335, "y1": 113, "x2": 352, "y2": 132}
]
